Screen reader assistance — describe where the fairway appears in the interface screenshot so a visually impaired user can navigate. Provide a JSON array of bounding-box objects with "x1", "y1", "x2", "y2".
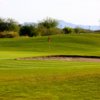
[
  {"x1": 0, "y1": 60, "x2": 100, "y2": 100},
  {"x1": 0, "y1": 34, "x2": 100, "y2": 100}
]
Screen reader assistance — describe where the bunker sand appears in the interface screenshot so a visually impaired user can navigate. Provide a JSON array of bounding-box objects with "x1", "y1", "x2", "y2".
[{"x1": 16, "y1": 55, "x2": 100, "y2": 62}]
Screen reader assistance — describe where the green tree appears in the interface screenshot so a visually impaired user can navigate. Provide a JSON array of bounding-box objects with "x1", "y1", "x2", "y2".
[
  {"x1": 0, "y1": 18, "x2": 19, "y2": 38},
  {"x1": 0, "y1": 18, "x2": 19, "y2": 32},
  {"x1": 37, "y1": 18, "x2": 60, "y2": 36},
  {"x1": 6, "y1": 18, "x2": 20, "y2": 32},
  {"x1": 74, "y1": 27, "x2": 90, "y2": 34},
  {"x1": 19, "y1": 24, "x2": 37, "y2": 37},
  {"x1": 74, "y1": 27, "x2": 81, "y2": 34},
  {"x1": 38, "y1": 18, "x2": 58, "y2": 29},
  {"x1": 63, "y1": 27, "x2": 74, "y2": 34}
]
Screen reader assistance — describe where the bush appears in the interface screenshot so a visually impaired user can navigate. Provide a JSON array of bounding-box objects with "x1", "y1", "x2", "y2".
[
  {"x1": 63, "y1": 27, "x2": 74, "y2": 34},
  {"x1": 38, "y1": 18, "x2": 58, "y2": 29},
  {"x1": 74, "y1": 27, "x2": 92, "y2": 34},
  {"x1": 0, "y1": 18, "x2": 20, "y2": 32},
  {"x1": 35, "y1": 26, "x2": 47, "y2": 36},
  {"x1": 19, "y1": 24, "x2": 37, "y2": 37},
  {"x1": 0, "y1": 31, "x2": 19, "y2": 38},
  {"x1": 36, "y1": 26, "x2": 63, "y2": 36},
  {"x1": 48, "y1": 28, "x2": 63, "y2": 35}
]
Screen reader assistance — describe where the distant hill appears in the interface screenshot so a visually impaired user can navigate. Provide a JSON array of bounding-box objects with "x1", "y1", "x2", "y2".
[{"x1": 58, "y1": 20, "x2": 100, "y2": 30}]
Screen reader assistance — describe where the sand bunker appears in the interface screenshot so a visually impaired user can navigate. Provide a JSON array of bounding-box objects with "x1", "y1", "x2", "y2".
[{"x1": 16, "y1": 55, "x2": 100, "y2": 62}]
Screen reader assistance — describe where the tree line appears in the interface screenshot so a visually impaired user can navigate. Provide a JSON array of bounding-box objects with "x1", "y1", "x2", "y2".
[{"x1": 0, "y1": 17, "x2": 92, "y2": 38}]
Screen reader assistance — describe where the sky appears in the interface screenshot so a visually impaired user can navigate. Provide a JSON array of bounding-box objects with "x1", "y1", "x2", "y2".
[{"x1": 0, "y1": 0, "x2": 100, "y2": 25}]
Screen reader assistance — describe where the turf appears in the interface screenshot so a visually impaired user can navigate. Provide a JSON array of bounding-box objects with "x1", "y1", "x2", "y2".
[
  {"x1": 0, "y1": 34, "x2": 100, "y2": 59},
  {"x1": 0, "y1": 60, "x2": 100, "y2": 100},
  {"x1": 0, "y1": 34, "x2": 100, "y2": 100}
]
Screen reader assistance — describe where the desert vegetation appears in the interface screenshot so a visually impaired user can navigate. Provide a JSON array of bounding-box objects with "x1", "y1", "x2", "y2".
[{"x1": 0, "y1": 17, "x2": 95, "y2": 38}]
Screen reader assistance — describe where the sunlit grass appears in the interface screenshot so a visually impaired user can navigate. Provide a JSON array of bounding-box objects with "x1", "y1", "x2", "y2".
[
  {"x1": 0, "y1": 60, "x2": 100, "y2": 100},
  {"x1": 0, "y1": 34, "x2": 100, "y2": 100},
  {"x1": 0, "y1": 34, "x2": 100, "y2": 59}
]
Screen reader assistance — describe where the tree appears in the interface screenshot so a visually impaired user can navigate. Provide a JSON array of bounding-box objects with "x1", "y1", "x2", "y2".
[
  {"x1": 63, "y1": 27, "x2": 74, "y2": 34},
  {"x1": 19, "y1": 24, "x2": 37, "y2": 37},
  {"x1": 38, "y1": 18, "x2": 58, "y2": 29},
  {"x1": 0, "y1": 18, "x2": 5, "y2": 23},
  {"x1": 74, "y1": 27, "x2": 90, "y2": 34},
  {"x1": 74, "y1": 27, "x2": 82, "y2": 34},
  {"x1": 6, "y1": 18, "x2": 20, "y2": 32},
  {"x1": 0, "y1": 18, "x2": 19, "y2": 32},
  {"x1": 0, "y1": 18, "x2": 20, "y2": 38},
  {"x1": 37, "y1": 18, "x2": 60, "y2": 36}
]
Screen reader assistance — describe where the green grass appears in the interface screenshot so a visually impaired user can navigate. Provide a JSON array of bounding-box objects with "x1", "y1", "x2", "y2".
[
  {"x1": 0, "y1": 33, "x2": 100, "y2": 59},
  {"x1": 0, "y1": 34, "x2": 100, "y2": 100},
  {"x1": 0, "y1": 60, "x2": 100, "y2": 100}
]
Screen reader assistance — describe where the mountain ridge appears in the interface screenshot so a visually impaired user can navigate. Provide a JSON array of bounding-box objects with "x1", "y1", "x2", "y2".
[{"x1": 58, "y1": 20, "x2": 100, "y2": 30}]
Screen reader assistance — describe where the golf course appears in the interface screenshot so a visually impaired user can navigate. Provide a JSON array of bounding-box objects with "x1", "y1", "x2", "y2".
[{"x1": 0, "y1": 33, "x2": 100, "y2": 100}]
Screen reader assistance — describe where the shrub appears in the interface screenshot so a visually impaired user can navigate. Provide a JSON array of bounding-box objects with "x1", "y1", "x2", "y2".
[
  {"x1": 63, "y1": 27, "x2": 74, "y2": 34},
  {"x1": 0, "y1": 18, "x2": 20, "y2": 32},
  {"x1": 38, "y1": 18, "x2": 58, "y2": 29},
  {"x1": 37, "y1": 18, "x2": 62, "y2": 36},
  {"x1": 19, "y1": 24, "x2": 37, "y2": 37},
  {"x1": 48, "y1": 28, "x2": 63, "y2": 35},
  {"x1": 74, "y1": 27, "x2": 92, "y2": 34},
  {"x1": 36, "y1": 26, "x2": 63, "y2": 36},
  {"x1": 0, "y1": 31, "x2": 19, "y2": 38},
  {"x1": 35, "y1": 26, "x2": 47, "y2": 36}
]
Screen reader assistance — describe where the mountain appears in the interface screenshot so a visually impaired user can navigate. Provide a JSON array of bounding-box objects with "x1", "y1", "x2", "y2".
[{"x1": 58, "y1": 20, "x2": 100, "y2": 30}]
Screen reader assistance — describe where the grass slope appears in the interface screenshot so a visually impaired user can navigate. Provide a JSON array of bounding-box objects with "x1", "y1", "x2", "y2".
[{"x1": 0, "y1": 34, "x2": 100, "y2": 59}]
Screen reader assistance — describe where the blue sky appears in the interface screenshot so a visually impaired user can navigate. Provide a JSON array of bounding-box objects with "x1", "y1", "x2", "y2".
[{"x1": 0, "y1": 0, "x2": 100, "y2": 25}]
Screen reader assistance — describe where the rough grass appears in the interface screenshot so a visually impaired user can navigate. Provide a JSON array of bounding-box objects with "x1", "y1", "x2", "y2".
[{"x1": 0, "y1": 60, "x2": 100, "y2": 100}]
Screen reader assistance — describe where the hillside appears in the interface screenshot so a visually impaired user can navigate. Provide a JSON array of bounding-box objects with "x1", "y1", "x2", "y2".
[
  {"x1": 58, "y1": 20, "x2": 100, "y2": 30},
  {"x1": 0, "y1": 34, "x2": 100, "y2": 59}
]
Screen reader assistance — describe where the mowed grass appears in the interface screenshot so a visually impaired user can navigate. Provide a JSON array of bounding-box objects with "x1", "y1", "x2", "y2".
[
  {"x1": 0, "y1": 60, "x2": 100, "y2": 100},
  {"x1": 0, "y1": 33, "x2": 100, "y2": 59},
  {"x1": 0, "y1": 34, "x2": 100, "y2": 100}
]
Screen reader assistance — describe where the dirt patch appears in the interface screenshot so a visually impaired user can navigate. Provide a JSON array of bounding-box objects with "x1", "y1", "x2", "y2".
[{"x1": 16, "y1": 55, "x2": 100, "y2": 62}]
